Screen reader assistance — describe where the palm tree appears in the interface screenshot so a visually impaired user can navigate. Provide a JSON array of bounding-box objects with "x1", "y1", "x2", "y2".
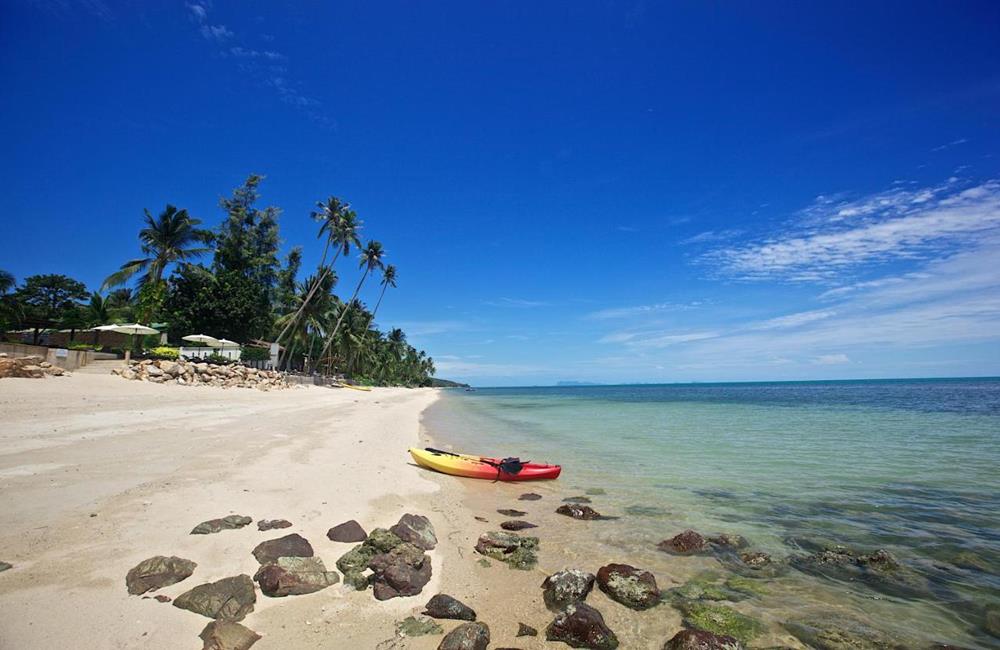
[
  {"x1": 102, "y1": 205, "x2": 212, "y2": 291},
  {"x1": 359, "y1": 264, "x2": 397, "y2": 353},
  {"x1": 274, "y1": 271, "x2": 337, "y2": 371},
  {"x1": 317, "y1": 240, "x2": 385, "y2": 373},
  {"x1": 274, "y1": 199, "x2": 360, "y2": 361},
  {"x1": 0, "y1": 270, "x2": 14, "y2": 295}
]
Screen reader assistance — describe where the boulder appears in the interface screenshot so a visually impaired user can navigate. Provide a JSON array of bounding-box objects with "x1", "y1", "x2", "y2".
[
  {"x1": 423, "y1": 593, "x2": 477, "y2": 621},
  {"x1": 126, "y1": 555, "x2": 197, "y2": 594},
  {"x1": 519, "y1": 493, "x2": 542, "y2": 501},
  {"x1": 257, "y1": 519, "x2": 292, "y2": 531},
  {"x1": 546, "y1": 603, "x2": 619, "y2": 649},
  {"x1": 542, "y1": 569, "x2": 596, "y2": 611},
  {"x1": 498, "y1": 508, "x2": 527, "y2": 517},
  {"x1": 556, "y1": 504, "x2": 605, "y2": 520},
  {"x1": 739, "y1": 552, "x2": 772, "y2": 570},
  {"x1": 173, "y1": 575, "x2": 256, "y2": 621},
  {"x1": 676, "y1": 602, "x2": 764, "y2": 644},
  {"x1": 158, "y1": 360, "x2": 180, "y2": 376},
  {"x1": 501, "y1": 520, "x2": 538, "y2": 531},
  {"x1": 191, "y1": 515, "x2": 253, "y2": 535},
  {"x1": 369, "y1": 542, "x2": 432, "y2": 600},
  {"x1": 596, "y1": 563, "x2": 660, "y2": 610},
  {"x1": 390, "y1": 513, "x2": 437, "y2": 550},
  {"x1": 252, "y1": 533, "x2": 313, "y2": 564},
  {"x1": 659, "y1": 530, "x2": 709, "y2": 554},
  {"x1": 253, "y1": 556, "x2": 339, "y2": 597},
  {"x1": 663, "y1": 628, "x2": 743, "y2": 650},
  {"x1": 327, "y1": 519, "x2": 367, "y2": 543},
  {"x1": 437, "y1": 621, "x2": 490, "y2": 650},
  {"x1": 19, "y1": 364, "x2": 45, "y2": 378},
  {"x1": 789, "y1": 544, "x2": 930, "y2": 598},
  {"x1": 199, "y1": 620, "x2": 261, "y2": 650},
  {"x1": 146, "y1": 365, "x2": 164, "y2": 377},
  {"x1": 784, "y1": 617, "x2": 904, "y2": 650},
  {"x1": 517, "y1": 623, "x2": 538, "y2": 637},
  {"x1": 367, "y1": 527, "x2": 404, "y2": 552},
  {"x1": 474, "y1": 531, "x2": 539, "y2": 570},
  {"x1": 708, "y1": 534, "x2": 749, "y2": 550}
]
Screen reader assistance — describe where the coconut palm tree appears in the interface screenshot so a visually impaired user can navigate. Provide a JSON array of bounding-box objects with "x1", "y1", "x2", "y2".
[
  {"x1": 274, "y1": 199, "x2": 360, "y2": 360},
  {"x1": 102, "y1": 205, "x2": 212, "y2": 291},
  {"x1": 359, "y1": 264, "x2": 396, "y2": 354},
  {"x1": 317, "y1": 240, "x2": 385, "y2": 373},
  {"x1": 274, "y1": 271, "x2": 338, "y2": 371}
]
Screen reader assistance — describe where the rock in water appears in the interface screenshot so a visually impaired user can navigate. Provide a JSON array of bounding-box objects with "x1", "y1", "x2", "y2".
[
  {"x1": 474, "y1": 531, "x2": 539, "y2": 570},
  {"x1": 541, "y1": 569, "x2": 596, "y2": 611},
  {"x1": 596, "y1": 563, "x2": 660, "y2": 610},
  {"x1": 563, "y1": 495, "x2": 592, "y2": 503},
  {"x1": 390, "y1": 513, "x2": 437, "y2": 550},
  {"x1": 708, "y1": 534, "x2": 749, "y2": 550},
  {"x1": 501, "y1": 520, "x2": 538, "y2": 531},
  {"x1": 423, "y1": 593, "x2": 477, "y2": 620},
  {"x1": 327, "y1": 519, "x2": 367, "y2": 543},
  {"x1": 253, "y1": 556, "x2": 339, "y2": 597},
  {"x1": 659, "y1": 530, "x2": 708, "y2": 554},
  {"x1": 556, "y1": 504, "x2": 604, "y2": 520},
  {"x1": 784, "y1": 617, "x2": 901, "y2": 650},
  {"x1": 257, "y1": 519, "x2": 292, "y2": 531},
  {"x1": 663, "y1": 628, "x2": 743, "y2": 650},
  {"x1": 191, "y1": 515, "x2": 253, "y2": 535},
  {"x1": 126, "y1": 555, "x2": 197, "y2": 595},
  {"x1": 519, "y1": 493, "x2": 542, "y2": 501},
  {"x1": 173, "y1": 575, "x2": 256, "y2": 621},
  {"x1": 517, "y1": 623, "x2": 538, "y2": 637},
  {"x1": 199, "y1": 620, "x2": 261, "y2": 650},
  {"x1": 251, "y1": 533, "x2": 314, "y2": 564},
  {"x1": 677, "y1": 602, "x2": 764, "y2": 644},
  {"x1": 739, "y1": 552, "x2": 772, "y2": 570},
  {"x1": 546, "y1": 603, "x2": 619, "y2": 649},
  {"x1": 437, "y1": 621, "x2": 490, "y2": 650},
  {"x1": 369, "y1": 542, "x2": 432, "y2": 600}
]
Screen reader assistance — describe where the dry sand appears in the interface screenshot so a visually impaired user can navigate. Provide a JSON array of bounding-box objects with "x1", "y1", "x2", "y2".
[{"x1": 0, "y1": 368, "x2": 715, "y2": 649}]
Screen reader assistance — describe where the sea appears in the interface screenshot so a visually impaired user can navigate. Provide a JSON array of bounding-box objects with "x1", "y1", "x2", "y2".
[{"x1": 425, "y1": 378, "x2": 1000, "y2": 648}]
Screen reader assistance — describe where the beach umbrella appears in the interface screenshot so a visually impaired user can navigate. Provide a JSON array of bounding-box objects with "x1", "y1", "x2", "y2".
[
  {"x1": 109, "y1": 323, "x2": 160, "y2": 363},
  {"x1": 216, "y1": 338, "x2": 240, "y2": 347},
  {"x1": 182, "y1": 334, "x2": 222, "y2": 346}
]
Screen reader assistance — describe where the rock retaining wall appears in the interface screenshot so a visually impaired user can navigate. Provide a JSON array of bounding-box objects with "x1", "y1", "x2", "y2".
[{"x1": 113, "y1": 359, "x2": 289, "y2": 391}]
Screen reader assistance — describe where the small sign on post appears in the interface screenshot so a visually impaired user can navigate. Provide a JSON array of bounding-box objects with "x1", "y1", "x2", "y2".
[{"x1": 55, "y1": 348, "x2": 68, "y2": 358}]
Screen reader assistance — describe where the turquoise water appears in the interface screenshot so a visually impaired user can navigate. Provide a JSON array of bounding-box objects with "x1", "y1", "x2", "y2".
[{"x1": 427, "y1": 379, "x2": 1000, "y2": 647}]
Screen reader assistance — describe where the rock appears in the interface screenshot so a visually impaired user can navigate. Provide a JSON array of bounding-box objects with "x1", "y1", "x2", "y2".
[
  {"x1": 257, "y1": 519, "x2": 292, "y2": 531},
  {"x1": 501, "y1": 520, "x2": 538, "y2": 531},
  {"x1": 173, "y1": 575, "x2": 256, "y2": 621},
  {"x1": 474, "y1": 531, "x2": 539, "y2": 570},
  {"x1": 563, "y1": 495, "x2": 592, "y2": 503},
  {"x1": 19, "y1": 364, "x2": 45, "y2": 378},
  {"x1": 423, "y1": 593, "x2": 477, "y2": 620},
  {"x1": 126, "y1": 555, "x2": 197, "y2": 594},
  {"x1": 397, "y1": 616, "x2": 443, "y2": 637},
  {"x1": 199, "y1": 620, "x2": 261, "y2": 650},
  {"x1": 390, "y1": 513, "x2": 437, "y2": 550},
  {"x1": 253, "y1": 556, "x2": 339, "y2": 597},
  {"x1": 158, "y1": 360, "x2": 180, "y2": 376},
  {"x1": 498, "y1": 508, "x2": 527, "y2": 517},
  {"x1": 44, "y1": 365, "x2": 66, "y2": 376},
  {"x1": 596, "y1": 563, "x2": 660, "y2": 610},
  {"x1": 984, "y1": 604, "x2": 1000, "y2": 638},
  {"x1": 659, "y1": 530, "x2": 709, "y2": 554},
  {"x1": 519, "y1": 493, "x2": 542, "y2": 501},
  {"x1": 676, "y1": 602, "x2": 764, "y2": 644},
  {"x1": 517, "y1": 623, "x2": 538, "y2": 637},
  {"x1": 708, "y1": 534, "x2": 749, "y2": 550},
  {"x1": 327, "y1": 519, "x2": 367, "y2": 542},
  {"x1": 369, "y1": 542, "x2": 432, "y2": 600},
  {"x1": 367, "y1": 527, "x2": 404, "y2": 552},
  {"x1": 336, "y1": 543, "x2": 378, "y2": 576},
  {"x1": 784, "y1": 617, "x2": 906, "y2": 650},
  {"x1": 789, "y1": 544, "x2": 929, "y2": 598},
  {"x1": 146, "y1": 365, "x2": 164, "y2": 377},
  {"x1": 475, "y1": 516, "x2": 489, "y2": 522},
  {"x1": 546, "y1": 602, "x2": 619, "y2": 649},
  {"x1": 542, "y1": 569, "x2": 596, "y2": 610},
  {"x1": 739, "y1": 552, "x2": 772, "y2": 570},
  {"x1": 952, "y1": 550, "x2": 991, "y2": 572},
  {"x1": 556, "y1": 504, "x2": 604, "y2": 520},
  {"x1": 663, "y1": 628, "x2": 743, "y2": 650},
  {"x1": 252, "y1": 533, "x2": 313, "y2": 564},
  {"x1": 192, "y1": 515, "x2": 253, "y2": 535},
  {"x1": 437, "y1": 621, "x2": 490, "y2": 650}
]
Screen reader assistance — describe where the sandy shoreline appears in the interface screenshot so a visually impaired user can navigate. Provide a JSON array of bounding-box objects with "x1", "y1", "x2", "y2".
[{"x1": 0, "y1": 370, "x2": 469, "y2": 649}]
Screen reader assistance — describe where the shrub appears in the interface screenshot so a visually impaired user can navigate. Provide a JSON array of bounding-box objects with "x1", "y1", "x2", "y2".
[
  {"x1": 147, "y1": 346, "x2": 180, "y2": 360},
  {"x1": 205, "y1": 352, "x2": 232, "y2": 365},
  {"x1": 67, "y1": 342, "x2": 101, "y2": 351},
  {"x1": 240, "y1": 346, "x2": 269, "y2": 362}
]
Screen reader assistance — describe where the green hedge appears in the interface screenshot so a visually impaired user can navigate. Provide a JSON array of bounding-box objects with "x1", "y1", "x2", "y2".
[{"x1": 240, "y1": 346, "x2": 269, "y2": 362}]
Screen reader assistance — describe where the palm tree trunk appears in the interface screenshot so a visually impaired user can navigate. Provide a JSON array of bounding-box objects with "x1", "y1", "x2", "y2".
[
  {"x1": 275, "y1": 241, "x2": 337, "y2": 365},
  {"x1": 358, "y1": 283, "x2": 388, "y2": 365},
  {"x1": 317, "y1": 268, "x2": 370, "y2": 375}
]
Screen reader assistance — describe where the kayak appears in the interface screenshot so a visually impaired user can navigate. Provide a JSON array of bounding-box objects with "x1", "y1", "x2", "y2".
[
  {"x1": 409, "y1": 447, "x2": 561, "y2": 481},
  {"x1": 338, "y1": 382, "x2": 372, "y2": 392}
]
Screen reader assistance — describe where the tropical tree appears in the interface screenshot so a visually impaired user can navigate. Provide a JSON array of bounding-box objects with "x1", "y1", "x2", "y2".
[
  {"x1": 0, "y1": 270, "x2": 14, "y2": 296},
  {"x1": 316, "y1": 240, "x2": 385, "y2": 372},
  {"x1": 86, "y1": 292, "x2": 110, "y2": 326},
  {"x1": 214, "y1": 174, "x2": 281, "y2": 292},
  {"x1": 14, "y1": 274, "x2": 89, "y2": 343},
  {"x1": 102, "y1": 205, "x2": 212, "y2": 292},
  {"x1": 359, "y1": 264, "x2": 396, "y2": 354}
]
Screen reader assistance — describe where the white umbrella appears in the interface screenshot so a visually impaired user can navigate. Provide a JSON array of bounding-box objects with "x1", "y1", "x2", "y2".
[
  {"x1": 182, "y1": 334, "x2": 222, "y2": 346},
  {"x1": 216, "y1": 338, "x2": 240, "y2": 348},
  {"x1": 110, "y1": 323, "x2": 160, "y2": 363}
]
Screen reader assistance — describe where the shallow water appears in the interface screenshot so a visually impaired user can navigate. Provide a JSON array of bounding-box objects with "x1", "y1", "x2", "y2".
[{"x1": 426, "y1": 379, "x2": 1000, "y2": 648}]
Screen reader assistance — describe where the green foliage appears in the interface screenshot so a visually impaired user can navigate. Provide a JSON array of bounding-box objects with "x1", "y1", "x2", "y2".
[
  {"x1": 275, "y1": 246, "x2": 302, "y2": 315},
  {"x1": 240, "y1": 346, "x2": 269, "y2": 362},
  {"x1": 67, "y1": 342, "x2": 102, "y2": 351},
  {"x1": 147, "y1": 346, "x2": 180, "y2": 360},
  {"x1": 163, "y1": 266, "x2": 274, "y2": 344},
  {"x1": 14, "y1": 274, "x2": 89, "y2": 322},
  {"x1": 136, "y1": 280, "x2": 167, "y2": 322},
  {"x1": 205, "y1": 352, "x2": 231, "y2": 364},
  {"x1": 214, "y1": 174, "x2": 281, "y2": 292}
]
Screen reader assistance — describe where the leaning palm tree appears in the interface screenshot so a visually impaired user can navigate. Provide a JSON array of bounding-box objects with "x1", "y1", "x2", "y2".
[
  {"x1": 317, "y1": 240, "x2": 385, "y2": 373},
  {"x1": 102, "y1": 205, "x2": 212, "y2": 291},
  {"x1": 274, "y1": 199, "x2": 360, "y2": 362},
  {"x1": 359, "y1": 264, "x2": 397, "y2": 353}
]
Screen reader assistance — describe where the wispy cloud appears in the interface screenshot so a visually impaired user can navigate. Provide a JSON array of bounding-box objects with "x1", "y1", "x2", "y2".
[
  {"x1": 747, "y1": 309, "x2": 836, "y2": 330},
  {"x1": 681, "y1": 229, "x2": 743, "y2": 245},
  {"x1": 586, "y1": 301, "x2": 703, "y2": 320},
  {"x1": 814, "y1": 353, "x2": 850, "y2": 365},
  {"x1": 706, "y1": 179, "x2": 1000, "y2": 281},
  {"x1": 931, "y1": 137, "x2": 969, "y2": 152},
  {"x1": 200, "y1": 23, "x2": 233, "y2": 42},
  {"x1": 482, "y1": 297, "x2": 549, "y2": 308},
  {"x1": 228, "y1": 47, "x2": 286, "y2": 61}
]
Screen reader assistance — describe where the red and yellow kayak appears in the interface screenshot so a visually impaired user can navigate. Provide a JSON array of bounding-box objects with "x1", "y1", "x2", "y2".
[{"x1": 409, "y1": 447, "x2": 561, "y2": 481}]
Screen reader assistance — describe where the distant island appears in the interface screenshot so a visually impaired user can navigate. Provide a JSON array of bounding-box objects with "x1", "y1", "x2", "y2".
[{"x1": 428, "y1": 377, "x2": 470, "y2": 388}]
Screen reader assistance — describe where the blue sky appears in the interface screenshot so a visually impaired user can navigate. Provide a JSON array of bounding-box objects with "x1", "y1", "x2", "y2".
[{"x1": 3, "y1": 1, "x2": 999, "y2": 385}]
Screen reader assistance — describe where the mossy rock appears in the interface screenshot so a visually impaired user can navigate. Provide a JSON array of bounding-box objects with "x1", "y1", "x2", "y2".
[
  {"x1": 366, "y1": 528, "x2": 404, "y2": 553},
  {"x1": 397, "y1": 616, "x2": 443, "y2": 637},
  {"x1": 505, "y1": 546, "x2": 538, "y2": 570},
  {"x1": 677, "y1": 602, "x2": 765, "y2": 643},
  {"x1": 336, "y1": 544, "x2": 377, "y2": 575},
  {"x1": 724, "y1": 575, "x2": 769, "y2": 596},
  {"x1": 343, "y1": 570, "x2": 371, "y2": 591}
]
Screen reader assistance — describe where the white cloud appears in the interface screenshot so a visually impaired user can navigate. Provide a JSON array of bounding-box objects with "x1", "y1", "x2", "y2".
[
  {"x1": 200, "y1": 24, "x2": 233, "y2": 41},
  {"x1": 229, "y1": 47, "x2": 286, "y2": 61},
  {"x1": 708, "y1": 179, "x2": 1000, "y2": 281},
  {"x1": 186, "y1": 2, "x2": 207, "y2": 21},
  {"x1": 681, "y1": 229, "x2": 743, "y2": 245},
  {"x1": 814, "y1": 353, "x2": 850, "y2": 365},
  {"x1": 587, "y1": 301, "x2": 702, "y2": 320},
  {"x1": 748, "y1": 309, "x2": 836, "y2": 330},
  {"x1": 482, "y1": 297, "x2": 549, "y2": 308}
]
